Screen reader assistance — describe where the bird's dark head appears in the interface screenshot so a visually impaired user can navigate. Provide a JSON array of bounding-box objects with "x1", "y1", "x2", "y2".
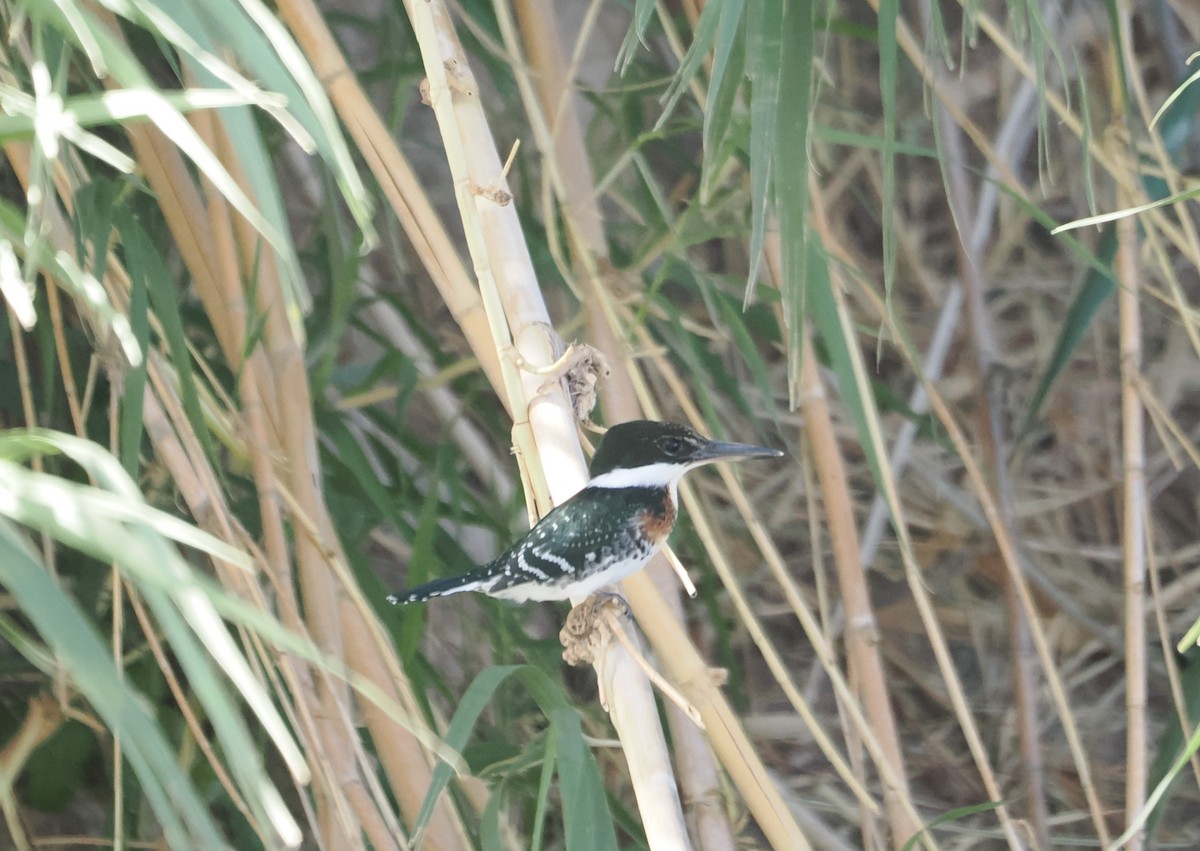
[{"x1": 588, "y1": 420, "x2": 782, "y2": 488}]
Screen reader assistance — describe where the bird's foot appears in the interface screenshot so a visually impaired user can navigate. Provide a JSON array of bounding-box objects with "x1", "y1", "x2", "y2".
[
  {"x1": 559, "y1": 591, "x2": 630, "y2": 667},
  {"x1": 559, "y1": 591, "x2": 707, "y2": 729}
]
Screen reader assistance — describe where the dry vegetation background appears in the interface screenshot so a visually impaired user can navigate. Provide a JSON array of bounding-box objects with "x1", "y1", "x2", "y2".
[{"x1": 2, "y1": 0, "x2": 1200, "y2": 849}]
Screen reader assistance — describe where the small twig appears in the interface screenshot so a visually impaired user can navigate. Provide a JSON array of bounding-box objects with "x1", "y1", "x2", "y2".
[
  {"x1": 660, "y1": 546, "x2": 697, "y2": 598},
  {"x1": 603, "y1": 607, "x2": 705, "y2": 729},
  {"x1": 559, "y1": 594, "x2": 705, "y2": 729},
  {"x1": 499, "y1": 138, "x2": 520, "y2": 181}
]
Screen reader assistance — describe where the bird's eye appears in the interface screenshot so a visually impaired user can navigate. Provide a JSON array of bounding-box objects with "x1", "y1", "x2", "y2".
[{"x1": 661, "y1": 436, "x2": 685, "y2": 456}]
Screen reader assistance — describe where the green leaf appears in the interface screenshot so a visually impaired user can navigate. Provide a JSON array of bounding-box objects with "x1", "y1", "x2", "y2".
[
  {"x1": 773, "y1": 0, "x2": 815, "y2": 401},
  {"x1": 878, "y1": 0, "x2": 898, "y2": 303},
  {"x1": 656, "y1": 0, "x2": 723, "y2": 131},
  {"x1": 144, "y1": 0, "x2": 338, "y2": 320},
  {"x1": 1144, "y1": 648, "x2": 1200, "y2": 841},
  {"x1": 0, "y1": 430, "x2": 304, "y2": 847},
  {"x1": 813, "y1": 124, "x2": 936, "y2": 158},
  {"x1": 0, "y1": 88, "x2": 285, "y2": 141},
  {"x1": 410, "y1": 665, "x2": 522, "y2": 843},
  {"x1": 899, "y1": 799, "x2": 1007, "y2": 851},
  {"x1": 29, "y1": 0, "x2": 317, "y2": 267},
  {"x1": 481, "y1": 780, "x2": 507, "y2": 851},
  {"x1": 531, "y1": 722, "x2": 556, "y2": 851},
  {"x1": 0, "y1": 434, "x2": 248, "y2": 567},
  {"x1": 1053, "y1": 184, "x2": 1200, "y2": 234},
  {"x1": 719, "y1": 295, "x2": 777, "y2": 419},
  {"x1": 1021, "y1": 226, "x2": 1116, "y2": 434},
  {"x1": 401, "y1": 442, "x2": 453, "y2": 660},
  {"x1": 1114, "y1": 705, "x2": 1200, "y2": 847},
  {"x1": 0, "y1": 195, "x2": 141, "y2": 369},
  {"x1": 189, "y1": 0, "x2": 377, "y2": 242},
  {"x1": 551, "y1": 706, "x2": 617, "y2": 851},
  {"x1": 116, "y1": 208, "x2": 218, "y2": 465},
  {"x1": 806, "y1": 246, "x2": 887, "y2": 486},
  {"x1": 1027, "y1": 43, "x2": 1200, "y2": 432},
  {"x1": 0, "y1": 521, "x2": 223, "y2": 848},
  {"x1": 22, "y1": 719, "x2": 95, "y2": 811},
  {"x1": 119, "y1": 226, "x2": 149, "y2": 476},
  {"x1": 616, "y1": 0, "x2": 662, "y2": 74},
  {"x1": 700, "y1": 0, "x2": 747, "y2": 202},
  {"x1": 744, "y1": 0, "x2": 782, "y2": 299},
  {"x1": 410, "y1": 665, "x2": 617, "y2": 848}
]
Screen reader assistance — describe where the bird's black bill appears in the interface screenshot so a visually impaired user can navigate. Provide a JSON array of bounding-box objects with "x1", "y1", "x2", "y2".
[{"x1": 693, "y1": 439, "x2": 784, "y2": 464}]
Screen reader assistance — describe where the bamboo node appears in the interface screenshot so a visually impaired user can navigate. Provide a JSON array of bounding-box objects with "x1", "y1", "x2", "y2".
[
  {"x1": 442, "y1": 59, "x2": 476, "y2": 97},
  {"x1": 562, "y1": 344, "x2": 608, "y2": 422},
  {"x1": 468, "y1": 180, "x2": 513, "y2": 206},
  {"x1": 508, "y1": 341, "x2": 609, "y2": 421}
]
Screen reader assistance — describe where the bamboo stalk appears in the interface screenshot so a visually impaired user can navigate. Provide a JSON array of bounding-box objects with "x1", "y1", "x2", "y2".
[
  {"x1": 798, "y1": 332, "x2": 917, "y2": 847},
  {"x1": 400, "y1": 0, "x2": 693, "y2": 846},
  {"x1": 924, "y1": 27, "x2": 1051, "y2": 842},
  {"x1": 806, "y1": 177, "x2": 1026, "y2": 849},
  {"x1": 1118, "y1": 195, "x2": 1147, "y2": 851},
  {"x1": 500, "y1": 0, "x2": 739, "y2": 845},
  {"x1": 836, "y1": 235, "x2": 1115, "y2": 847},
  {"x1": 276, "y1": 0, "x2": 506, "y2": 405},
  {"x1": 4, "y1": 126, "x2": 321, "y2": 851},
  {"x1": 571, "y1": 267, "x2": 826, "y2": 845}
]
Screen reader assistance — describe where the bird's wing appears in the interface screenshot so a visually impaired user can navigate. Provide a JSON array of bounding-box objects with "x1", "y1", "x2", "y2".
[
  {"x1": 390, "y1": 488, "x2": 658, "y2": 604},
  {"x1": 387, "y1": 491, "x2": 608, "y2": 604},
  {"x1": 482, "y1": 488, "x2": 647, "y2": 598}
]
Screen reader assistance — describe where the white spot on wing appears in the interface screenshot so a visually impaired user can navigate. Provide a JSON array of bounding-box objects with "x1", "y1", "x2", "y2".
[
  {"x1": 531, "y1": 546, "x2": 575, "y2": 576},
  {"x1": 516, "y1": 548, "x2": 549, "y2": 580}
]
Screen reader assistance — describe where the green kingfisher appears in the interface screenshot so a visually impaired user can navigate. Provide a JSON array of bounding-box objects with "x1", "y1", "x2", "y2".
[{"x1": 387, "y1": 420, "x2": 782, "y2": 605}]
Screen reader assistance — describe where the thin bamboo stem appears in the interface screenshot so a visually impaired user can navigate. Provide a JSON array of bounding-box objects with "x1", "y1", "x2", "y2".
[
  {"x1": 927, "y1": 29, "x2": 1050, "y2": 843},
  {"x1": 1118, "y1": 197, "x2": 1147, "y2": 851},
  {"x1": 501, "y1": 0, "x2": 739, "y2": 845},
  {"x1": 807, "y1": 176, "x2": 1025, "y2": 849},
  {"x1": 401, "y1": 0, "x2": 693, "y2": 847},
  {"x1": 276, "y1": 0, "x2": 506, "y2": 404},
  {"x1": 798, "y1": 332, "x2": 917, "y2": 847}
]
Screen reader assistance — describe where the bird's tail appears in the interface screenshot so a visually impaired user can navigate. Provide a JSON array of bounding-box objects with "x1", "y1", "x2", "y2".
[{"x1": 386, "y1": 572, "x2": 490, "y2": 605}]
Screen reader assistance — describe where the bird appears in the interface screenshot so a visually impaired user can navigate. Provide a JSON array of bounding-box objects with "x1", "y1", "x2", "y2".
[{"x1": 387, "y1": 420, "x2": 783, "y2": 605}]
